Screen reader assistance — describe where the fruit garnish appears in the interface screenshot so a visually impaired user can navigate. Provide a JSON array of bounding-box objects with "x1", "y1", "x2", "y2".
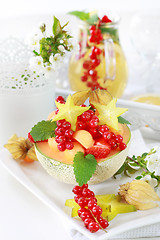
[
  {"x1": 71, "y1": 184, "x2": 109, "y2": 233},
  {"x1": 93, "y1": 98, "x2": 128, "y2": 130},
  {"x1": 52, "y1": 94, "x2": 90, "y2": 131},
  {"x1": 65, "y1": 193, "x2": 136, "y2": 222},
  {"x1": 85, "y1": 139, "x2": 111, "y2": 159},
  {"x1": 4, "y1": 134, "x2": 37, "y2": 163},
  {"x1": 72, "y1": 90, "x2": 90, "y2": 106},
  {"x1": 89, "y1": 89, "x2": 113, "y2": 106},
  {"x1": 119, "y1": 180, "x2": 160, "y2": 210},
  {"x1": 73, "y1": 152, "x2": 97, "y2": 186},
  {"x1": 30, "y1": 120, "x2": 57, "y2": 142}
]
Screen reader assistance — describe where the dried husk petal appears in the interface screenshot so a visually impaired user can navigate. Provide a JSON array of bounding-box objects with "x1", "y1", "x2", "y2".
[
  {"x1": 119, "y1": 180, "x2": 160, "y2": 210},
  {"x1": 4, "y1": 134, "x2": 37, "y2": 162},
  {"x1": 72, "y1": 90, "x2": 90, "y2": 106},
  {"x1": 89, "y1": 89, "x2": 113, "y2": 106}
]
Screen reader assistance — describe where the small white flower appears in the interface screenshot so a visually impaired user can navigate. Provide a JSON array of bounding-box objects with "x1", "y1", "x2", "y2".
[
  {"x1": 26, "y1": 33, "x2": 41, "y2": 50},
  {"x1": 44, "y1": 65, "x2": 55, "y2": 79},
  {"x1": 49, "y1": 55, "x2": 54, "y2": 65},
  {"x1": 54, "y1": 53, "x2": 61, "y2": 61},
  {"x1": 58, "y1": 45, "x2": 65, "y2": 52},
  {"x1": 141, "y1": 175, "x2": 158, "y2": 188},
  {"x1": 29, "y1": 56, "x2": 44, "y2": 72},
  {"x1": 146, "y1": 146, "x2": 160, "y2": 175}
]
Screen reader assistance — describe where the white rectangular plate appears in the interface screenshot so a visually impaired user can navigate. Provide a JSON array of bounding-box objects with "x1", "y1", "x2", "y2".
[{"x1": 1, "y1": 148, "x2": 160, "y2": 240}]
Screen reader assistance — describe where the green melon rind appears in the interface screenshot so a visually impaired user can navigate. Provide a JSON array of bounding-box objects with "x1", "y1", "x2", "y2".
[{"x1": 35, "y1": 130, "x2": 131, "y2": 184}]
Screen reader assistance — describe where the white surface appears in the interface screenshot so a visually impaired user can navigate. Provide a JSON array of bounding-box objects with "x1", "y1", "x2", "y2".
[{"x1": 0, "y1": 130, "x2": 160, "y2": 240}]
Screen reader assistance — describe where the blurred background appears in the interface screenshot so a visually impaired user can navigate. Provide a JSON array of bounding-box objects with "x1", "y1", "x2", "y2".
[
  {"x1": 1, "y1": 0, "x2": 160, "y2": 96},
  {"x1": 0, "y1": 0, "x2": 160, "y2": 146}
]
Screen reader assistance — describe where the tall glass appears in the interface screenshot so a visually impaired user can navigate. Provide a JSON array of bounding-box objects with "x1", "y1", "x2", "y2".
[{"x1": 68, "y1": 14, "x2": 128, "y2": 98}]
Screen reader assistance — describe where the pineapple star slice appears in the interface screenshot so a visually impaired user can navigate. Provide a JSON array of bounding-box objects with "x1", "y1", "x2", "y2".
[
  {"x1": 52, "y1": 94, "x2": 90, "y2": 131},
  {"x1": 93, "y1": 98, "x2": 128, "y2": 131}
]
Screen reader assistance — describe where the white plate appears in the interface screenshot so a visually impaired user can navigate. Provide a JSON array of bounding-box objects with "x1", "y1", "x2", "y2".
[{"x1": 1, "y1": 147, "x2": 160, "y2": 240}]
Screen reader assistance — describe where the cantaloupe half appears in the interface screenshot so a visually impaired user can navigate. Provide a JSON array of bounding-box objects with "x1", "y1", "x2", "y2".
[{"x1": 35, "y1": 124, "x2": 131, "y2": 184}]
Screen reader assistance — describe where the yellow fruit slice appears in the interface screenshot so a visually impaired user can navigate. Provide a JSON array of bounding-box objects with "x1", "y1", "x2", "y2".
[
  {"x1": 131, "y1": 94, "x2": 160, "y2": 106},
  {"x1": 73, "y1": 130, "x2": 94, "y2": 149}
]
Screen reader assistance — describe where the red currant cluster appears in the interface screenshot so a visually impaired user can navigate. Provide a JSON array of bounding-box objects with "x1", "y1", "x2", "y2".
[
  {"x1": 81, "y1": 45, "x2": 104, "y2": 90},
  {"x1": 54, "y1": 96, "x2": 74, "y2": 152},
  {"x1": 81, "y1": 15, "x2": 112, "y2": 90},
  {"x1": 77, "y1": 108, "x2": 126, "y2": 151},
  {"x1": 100, "y1": 126, "x2": 127, "y2": 151},
  {"x1": 72, "y1": 184, "x2": 109, "y2": 233},
  {"x1": 55, "y1": 119, "x2": 74, "y2": 151},
  {"x1": 55, "y1": 96, "x2": 65, "y2": 114}
]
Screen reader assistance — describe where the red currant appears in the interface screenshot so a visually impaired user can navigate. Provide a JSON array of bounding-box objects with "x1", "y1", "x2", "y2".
[
  {"x1": 72, "y1": 185, "x2": 82, "y2": 195},
  {"x1": 88, "y1": 222, "x2": 100, "y2": 232},
  {"x1": 78, "y1": 207, "x2": 86, "y2": 217},
  {"x1": 80, "y1": 211, "x2": 92, "y2": 221},
  {"x1": 81, "y1": 75, "x2": 88, "y2": 82},
  {"x1": 115, "y1": 134, "x2": 123, "y2": 143},
  {"x1": 103, "y1": 131, "x2": 112, "y2": 141},
  {"x1": 82, "y1": 184, "x2": 88, "y2": 189},
  {"x1": 100, "y1": 125, "x2": 109, "y2": 133},
  {"x1": 65, "y1": 129, "x2": 74, "y2": 138},
  {"x1": 65, "y1": 142, "x2": 74, "y2": 150},
  {"x1": 62, "y1": 121, "x2": 71, "y2": 129},
  {"x1": 78, "y1": 197, "x2": 88, "y2": 207},
  {"x1": 92, "y1": 205, "x2": 102, "y2": 216},
  {"x1": 56, "y1": 119, "x2": 65, "y2": 127},
  {"x1": 81, "y1": 111, "x2": 92, "y2": 121},
  {"x1": 119, "y1": 142, "x2": 127, "y2": 150},
  {"x1": 88, "y1": 69, "x2": 97, "y2": 78},
  {"x1": 28, "y1": 132, "x2": 35, "y2": 143},
  {"x1": 56, "y1": 96, "x2": 65, "y2": 102},
  {"x1": 101, "y1": 15, "x2": 112, "y2": 23},
  {"x1": 88, "y1": 200, "x2": 97, "y2": 210},
  {"x1": 55, "y1": 127, "x2": 65, "y2": 136},
  {"x1": 78, "y1": 121, "x2": 87, "y2": 130},
  {"x1": 84, "y1": 218, "x2": 94, "y2": 227},
  {"x1": 110, "y1": 132, "x2": 116, "y2": 139},
  {"x1": 55, "y1": 108, "x2": 59, "y2": 114},
  {"x1": 89, "y1": 25, "x2": 96, "y2": 31},
  {"x1": 55, "y1": 135, "x2": 66, "y2": 144},
  {"x1": 91, "y1": 58, "x2": 101, "y2": 68},
  {"x1": 82, "y1": 188, "x2": 92, "y2": 198},
  {"x1": 83, "y1": 60, "x2": 91, "y2": 69},
  {"x1": 97, "y1": 216, "x2": 109, "y2": 229},
  {"x1": 57, "y1": 143, "x2": 66, "y2": 151}
]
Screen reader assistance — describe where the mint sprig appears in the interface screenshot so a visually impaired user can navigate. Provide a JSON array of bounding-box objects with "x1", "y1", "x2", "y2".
[
  {"x1": 73, "y1": 152, "x2": 97, "y2": 186},
  {"x1": 114, "y1": 151, "x2": 160, "y2": 185},
  {"x1": 30, "y1": 120, "x2": 57, "y2": 141},
  {"x1": 68, "y1": 11, "x2": 90, "y2": 21}
]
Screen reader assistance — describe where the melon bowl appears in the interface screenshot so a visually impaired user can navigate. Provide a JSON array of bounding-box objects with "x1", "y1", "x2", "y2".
[{"x1": 34, "y1": 124, "x2": 131, "y2": 185}]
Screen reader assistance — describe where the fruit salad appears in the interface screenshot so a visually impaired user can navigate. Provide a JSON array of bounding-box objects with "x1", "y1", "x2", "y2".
[{"x1": 29, "y1": 89, "x2": 131, "y2": 185}]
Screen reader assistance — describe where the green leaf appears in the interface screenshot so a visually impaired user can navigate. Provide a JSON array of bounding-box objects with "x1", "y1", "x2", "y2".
[
  {"x1": 135, "y1": 176, "x2": 143, "y2": 180},
  {"x1": 73, "y1": 152, "x2": 97, "y2": 186},
  {"x1": 118, "y1": 116, "x2": 131, "y2": 125},
  {"x1": 100, "y1": 27, "x2": 119, "y2": 43},
  {"x1": 68, "y1": 11, "x2": 90, "y2": 21},
  {"x1": 33, "y1": 50, "x2": 39, "y2": 56},
  {"x1": 52, "y1": 16, "x2": 62, "y2": 36},
  {"x1": 86, "y1": 14, "x2": 99, "y2": 24},
  {"x1": 30, "y1": 120, "x2": 57, "y2": 141}
]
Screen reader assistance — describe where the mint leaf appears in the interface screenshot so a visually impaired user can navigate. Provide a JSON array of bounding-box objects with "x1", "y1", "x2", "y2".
[
  {"x1": 52, "y1": 16, "x2": 62, "y2": 36},
  {"x1": 86, "y1": 14, "x2": 99, "y2": 24},
  {"x1": 30, "y1": 120, "x2": 57, "y2": 141},
  {"x1": 68, "y1": 11, "x2": 90, "y2": 21},
  {"x1": 73, "y1": 152, "x2": 97, "y2": 186},
  {"x1": 118, "y1": 116, "x2": 131, "y2": 125}
]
